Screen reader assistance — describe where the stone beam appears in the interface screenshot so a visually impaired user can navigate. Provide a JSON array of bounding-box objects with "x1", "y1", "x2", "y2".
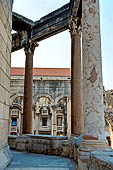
[
  {"x1": 12, "y1": 1, "x2": 81, "y2": 52},
  {"x1": 32, "y1": 3, "x2": 70, "y2": 42},
  {"x1": 12, "y1": 12, "x2": 34, "y2": 31},
  {"x1": 12, "y1": 4, "x2": 70, "y2": 52},
  {"x1": 70, "y1": 0, "x2": 81, "y2": 18}
]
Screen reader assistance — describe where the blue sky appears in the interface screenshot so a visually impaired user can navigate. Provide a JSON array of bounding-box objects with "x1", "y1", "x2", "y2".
[
  {"x1": 100, "y1": 0, "x2": 113, "y2": 90},
  {"x1": 12, "y1": 0, "x2": 113, "y2": 90}
]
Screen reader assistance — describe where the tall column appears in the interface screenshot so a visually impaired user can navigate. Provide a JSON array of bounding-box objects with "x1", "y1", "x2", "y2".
[
  {"x1": 70, "y1": 19, "x2": 84, "y2": 135},
  {"x1": 23, "y1": 42, "x2": 35, "y2": 134},
  {"x1": 82, "y1": 0, "x2": 105, "y2": 139}
]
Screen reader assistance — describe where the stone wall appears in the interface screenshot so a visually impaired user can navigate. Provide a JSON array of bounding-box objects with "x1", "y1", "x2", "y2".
[
  {"x1": 8, "y1": 135, "x2": 113, "y2": 170},
  {"x1": 10, "y1": 76, "x2": 71, "y2": 105},
  {"x1": 8, "y1": 135, "x2": 74, "y2": 158},
  {"x1": 78, "y1": 144, "x2": 113, "y2": 170},
  {"x1": 88, "y1": 151, "x2": 113, "y2": 170},
  {"x1": 10, "y1": 75, "x2": 71, "y2": 136},
  {"x1": 0, "y1": 0, "x2": 13, "y2": 169}
]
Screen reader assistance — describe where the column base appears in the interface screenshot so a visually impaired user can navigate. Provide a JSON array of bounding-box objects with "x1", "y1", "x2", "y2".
[
  {"x1": 82, "y1": 139, "x2": 108, "y2": 150},
  {"x1": 0, "y1": 144, "x2": 13, "y2": 170},
  {"x1": 77, "y1": 137, "x2": 110, "y2": 170}
]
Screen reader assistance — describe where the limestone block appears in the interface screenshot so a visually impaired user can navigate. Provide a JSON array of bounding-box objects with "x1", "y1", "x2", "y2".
[
  {"x1": 7, "y1": 35, "x2": 12, "y2": 53},
  {"x1": 8, "y1": 135, "x2": 17, "y2": 150},
  {"x1": 1, "y1": 0, "x2": 12, "y2": 21},
  {"x1": 0, "y1": 32, "x2": 7, "y2": 58},
  {"x1": 0, "y1": 84, "x2": 10, "y2": 105},
  {"x1": 16, "y1": 136, "x2": 29, "y2": 151},
  {"x1": 28, "y1": 135, "x2": 68, "y2": 156},
  {"x1": 0, "y1": 19, "x2": 8, "y2": 46},
  {"x1": 6, "y1": 45, "x2": 11, "y2": 65},
  {"x1": 0, "y1": 145, "x2": 12, "y2": 170},
  {"x1": 0, "y1": 103, "x2": 4, "y2": 119},
  {"x1": 6, "y1": 62, "x2": 11, "y2": 78},
  {"x1": 61, "y1": 141, "x2": 70, "y2": 157},
  {"x1": 0, "y1": 69, "x2": 10, "y2": 92},
  {"x1": 0, "y1": 0, "x2": 13, "y2": 168},
  {"x1": 88, "y1": 151, "x2": 113, "y2": 170},
  {"x1": 0, "y1": 119, "x2": 8, "y2": 147},
  {"x1": 0, "y1": 53, "x2": 7, "y2": 74},
  {"x1": 0, "y1": 1, "x2": 7, "y2": 23}
]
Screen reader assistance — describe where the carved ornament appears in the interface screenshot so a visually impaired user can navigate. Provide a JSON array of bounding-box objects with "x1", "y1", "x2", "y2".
[{"x1": 69, "y1": 17, "x2": 81, "y2": 36}]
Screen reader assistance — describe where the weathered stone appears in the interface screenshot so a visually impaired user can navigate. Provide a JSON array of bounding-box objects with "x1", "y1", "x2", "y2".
[
  {"x1": 0, "y1": 0, "x2": 13, "y2": 169},
  {"x1": 28, "y1": 135, "x2": 68, "y2": 156},
  {"x1": 16, "y1": 136, "x2": 29, "y2": 151},
  {"x1": 88, "y1": 151, "x2": 113, "y2": 170},
  {"x1": 82, "y1": 0, "x2": 105, "y2": 139},
  {"x1": 8, "y1": 135, "x2": 17, "y2": 150},
  {"x1": 0, "y1": 145, "x2": 12, "y2": 170}
]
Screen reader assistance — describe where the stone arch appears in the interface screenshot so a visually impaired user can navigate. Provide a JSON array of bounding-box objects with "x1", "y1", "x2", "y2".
[
  {"x1": 10, "y1": 91, "x2": 24, "y2": 105},
  {"x1": 56, "y1": 94, "x2": 70, "y2": 104},
  {"x1": 34, "y1": 95, "x2": 54, "y2": 114},
  {"x1": 33, "y1": 93, "x2": 54, "y2": 106},
  {"x1": 55, "y1": 96, "x2": 69, "y2": 136},
  {"x1": 34, "y1": 95, "x2": 53, "y2": 135}
]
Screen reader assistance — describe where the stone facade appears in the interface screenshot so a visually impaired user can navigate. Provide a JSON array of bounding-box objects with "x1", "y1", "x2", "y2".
[
  {"x1": 9, "y1": 68, "x2": 71, "y2": 136},
  {"x1": 0, "y1": 0, "x2": 13, "y2": 169}
]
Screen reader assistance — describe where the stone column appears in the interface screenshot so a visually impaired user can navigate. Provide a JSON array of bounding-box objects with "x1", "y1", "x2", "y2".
[
  {"x1": 69, "y1": 19, "x2": 84, "y2": 135},
  {"x1": 53, "y1": 105, "x2": 57, "y2": 136},
  {"x1": 82, "y1": 0, "x2": 105, "y2": 140},
  {"x1": 23, "y1": 42, "x2": 35, "y2": 134}
]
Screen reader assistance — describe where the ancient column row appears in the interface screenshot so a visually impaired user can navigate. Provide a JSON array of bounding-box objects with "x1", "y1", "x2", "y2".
[{"x1": 22, "y1": 0, "x2": 105, "y2": 140}]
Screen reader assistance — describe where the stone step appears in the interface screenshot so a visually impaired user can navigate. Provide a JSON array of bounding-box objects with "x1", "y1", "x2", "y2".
[{"x1": 6, "y1": 168, "x2": 69, "y2": 170}]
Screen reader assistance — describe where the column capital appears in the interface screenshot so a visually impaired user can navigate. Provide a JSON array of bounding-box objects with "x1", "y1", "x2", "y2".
[
  {"x1": 24, "y1": 40, "x2": 39, "y2": 54},
  {"x1": 19, "y1": 30, "x2": 39, "y2": 54},
  {"x1": 69, "y1": 17, "x2": 81, "y2": 36}
]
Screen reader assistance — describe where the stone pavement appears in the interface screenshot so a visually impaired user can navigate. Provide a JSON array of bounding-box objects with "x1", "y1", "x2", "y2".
[{"x1": 6, "y1": 151, "x2": 77, "y2": 170}]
